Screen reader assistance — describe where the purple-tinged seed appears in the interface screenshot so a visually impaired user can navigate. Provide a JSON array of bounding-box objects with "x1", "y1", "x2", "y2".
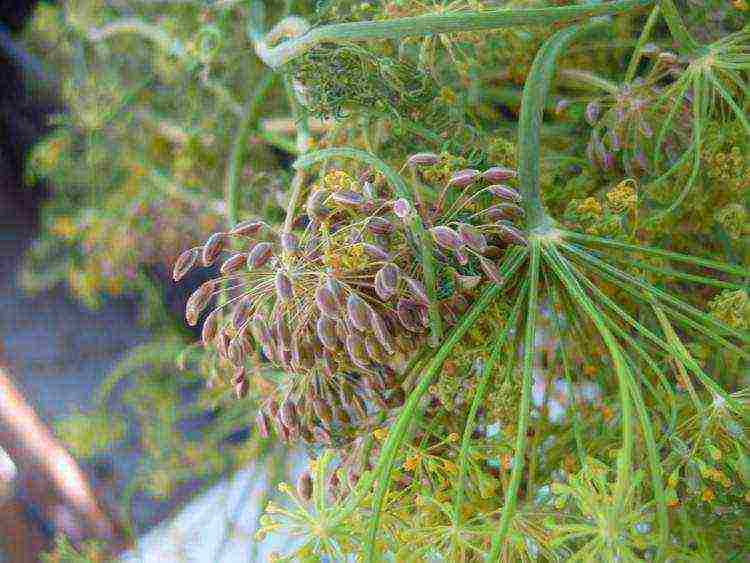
[
  {"x1": 374, "y1": 263, "x2": 400, "y2": 301},
  {"x1": 297, "y1": 471, "x2": 313, "y2": 501},
  {"x1": 220, "y1": 253, "x2": 247, "y2": 275},
  {"x1": 404, "y1": 277, "x2": 429, "y2": 305},
  {"x1": 280, "y1": 232, "x2": 299, "y2": 254},
  {"x1": 332, "y1": 190, "x2": 364, "y2": 207},
  {"x1": 496, "y1": 224, "x2": 528, "y2": 246},
  {"x1": 185, "y1": 281, "x2": 215, "y2": 326},
  {"x1": 397, "y1": 299, "x2": 426, "y2": 333},
  {"x1": 248, "y1": 242, "x2": 274, "y2": 269},
  {"x1": 347, "y1": 294, "x2": 371, "y2": 332},
  {"x1": 202, "y1": 233, "x2": 226, "y2": 267},
  {"x1": 316, "y1": 317, "x2": 339, "y2": 350},
  {"x1": 430, "y1": 225, "x2": 462, "y2": 251},
  {"x1": 370, "y1": 310, "x2": 395, "y2": 354},
  {"x1": 362, "y1": 243, "x2": 390, "y2": 261},
  {"x1": 367, "y1": 216, "x2": 394, "y2": 236},
  {"x1": 585, "y1": 101, "x2": 601, "y2": 125},
  {"x1": 457, "y1": 223, "x2": 487, "y2": 253},
  {"x1": 230, "y1": 220, "x2": 264, "y2": 237},
  {"x1": 275, "y1": 271, "x2": 294, "y2": 302},
  {"x1": 201, "y1": 309, "x2": 220, "y2": 346},
  {"x1": 479, "y1": 257, "x2": 504, "y2": 285},
  {"x1": 173, "y1": 249, "x2": 198, "y2": 282},
  {"x1": 481, "y1": 166, "x2": 517, "y2": 183},
  {"x1": 484, "y1": 203, "x2": 525, "y2": 220},
  {"x1": 315, "y1": 285, "x2": 340, "y2": 319},
  {"x1": 255, "y1": 411, "x2": 270, "y2": 438},
  {"x1": 406, "y1": 152, "x2": 440, "y2": 166},
  {"x1": 345, "y1": 333, "x2": 370, "y2": 369},
  {"x1": 487, "y1": 184, "x2": 522, "y2": 203},
  {"x1": 448, "y1": 169, "x2": 480, "y2": 188}
]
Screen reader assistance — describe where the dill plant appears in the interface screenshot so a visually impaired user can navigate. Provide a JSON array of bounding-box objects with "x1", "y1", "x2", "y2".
[{"x1": 23, "y1": 0, "x2": 749, "y2": 561}]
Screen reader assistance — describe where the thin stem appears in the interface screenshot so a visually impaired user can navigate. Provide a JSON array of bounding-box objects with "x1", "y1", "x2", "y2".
[
  {"x1": 254, "y1": 0, "x2": 655, "y2": 69},
  {"x1": 659, "y1": 0, "x2": 701, "y2": 54},
  {"x1": 452, "y1": 284, "x2": 527, "y2": 526},
  {"x1": 225, "y1": 73, "x2": 276, "y2": 227},
  {"x1": 625, "y1": 5, "x2": 660, "y2": 82},
  {"x1": 282, "y1": 76, "x2": 312, "y2": 235},
  {"x1": 559, "y1": 69, "x2": 620, "y2": 94},
  {"x1": 517, "y1": 21, "x2": 609, "y2": 232},
  {"x1": 487, "y1": 240, "x2": 540, "y2": 561}
]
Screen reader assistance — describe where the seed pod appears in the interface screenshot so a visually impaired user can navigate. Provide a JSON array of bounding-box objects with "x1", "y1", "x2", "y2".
[
  {"x1": 173, "y1": 249, "x2": 198, "y2": 282},
  {"x1": 481, "y1": 166, "x2": 517, "y2": 183},
  {"x1": 496, "y1": 224, "x2": 528, "y2": 246},
  {"x1": 404, "y1": 277, "x2": 429, "y2": 306},
  {"x1": 326, "y1": 277, "x2": 347, "y2": 307},
  {"x1": 362, "y1": 243, "x2": 390, "y2": 262},
  {"x1": 487, "y1": 184, "x2": 522, "y2": 203},
  {"x1": 555, "y1": 99, "x2": 570, "y2": 116},
  {"x1": 202, "y1": 233, "x2": 226, "y2": 266},
  {"x1": 365, "y1": 336, "x2": 387, "y2": 363},
  {"x1": 392, "y1": 198, "x2": 412, "y2": 219},
  {"x1": 307, "y1": 190, "x2": 332, "y2": 220},
  {"x1": 430, "y1": 226, "x2": 462, "y2": 251},
  {"x1": 280, "y1": 232, "x2": 299, "y2": 254},
  {"x1": 397, "y1": 299, "x2": 426, "y2": 333},
  {"x1": 585, "y1": 101, "x2": 600, "y2": 125},
  {"x1": 215, "y1": 329, "x2": 230, "y2": 359},
  {"x1": 185, "y1": 281, "x2": 215, "y2": 326},
  {"x1": 275, "y1": 271, "x2": 294, "y2": 302},
  {"x1": 345, "y1": 333, "x2": 370, "y2": 369},
  {"x1": 406, "y1": 152, "x2": 440, "y2": 166},
  {"x1": 332, "y1": 190, "x2": 364, "y2": 207},
  {"x1": 250, "y1": 313, "x2": 274, "y2": 347},
  {"x1": 255, "y1": 411, "x2": 270, "y2": 438},
  {"x1": 220, "y1": 253, "x2": 247, "y2": 275},
  {"x1": 312, "y1": 397, "x2": 333, "y2": 426},
  {"x1": 280, "y1": 400, "x2": 299, "y2": 431},
  {"x1": 448, "y1": 169, "x2": 480, "y2": 188},
  {"x1": 297, "y1": 471, "x2": 313, "y2": 501},
  {"x1": 201, "y1": 309, "x2": 220, "y2": 346},
  {"x1": 375, "y1": 263, "x2": 400, "y2": 301},
  {"x1": 457, "y1": 223, "x2": 487, "y2": 253},
  {"x1": 232, "y1": 296, "x2": 253, "y2": 330},
  {"x1": 315, "y1": 285, "x2": 340, "y2": 319},
  {"x1": 248, "y1": 242, "x2": 274, "y2": 269},
  {"x1": 457, "y1": 274, "x2": 482, "y2": 291},
  {"x1": 273, "y1": 316, "x2": 291, "y2": 350},
  {"x1": 230, "y1": 220, "x2": 264, "y2": 237},
  {"x1": 484, "y1": 203, "x2": 525, "y2": 220},
  {"x1": 370, "y1": 310, "x2": 395, "y2": 354},
  {"x1": 347, "y1": 294, "x2": 371, "y2": 332},
  {"x1": 367, "y1": 216, "x2": 394, "y2": 236},
  {"x1": 316, "y1": 317, "x2": 339, "y2": 350},
  {"x1": 478, "y1": 257, "x2": 503, "y2": 285}
]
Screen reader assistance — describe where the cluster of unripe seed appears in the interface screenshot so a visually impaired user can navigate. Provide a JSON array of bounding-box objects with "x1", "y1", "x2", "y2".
[{"x1": 174, "y1": 153, "x2": 526, "y2": 445}]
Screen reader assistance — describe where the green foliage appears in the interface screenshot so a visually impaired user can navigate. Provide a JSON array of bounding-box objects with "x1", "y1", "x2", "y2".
[{"x1": 22, "y1": 0, "x2": 750, "y2": 561}]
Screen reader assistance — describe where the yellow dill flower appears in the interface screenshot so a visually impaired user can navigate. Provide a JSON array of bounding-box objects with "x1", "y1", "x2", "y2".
[
  {"x1": 374, "y1": 427, "x2": 389, "y2": 441},
  {"x1": 606, "y1": 179, "x2": 638, "y2": 212},
  {"x1": 701, "y1": 488, "x2": 715, "y2": 502},
  {"x1": 577, "y1": 197, "x2": 602, "y2": 216}
]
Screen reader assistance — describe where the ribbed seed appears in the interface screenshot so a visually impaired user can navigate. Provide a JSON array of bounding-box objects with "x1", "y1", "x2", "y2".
[
  {"x1": 375, "y1": 263, "x2": 399, "y2": 301},
  {"x1": 202, "y1": 233, "x2": 226, "y2": 266},
  {"x1": 220, "y1": 253, "x2": 247, "y2": 275},
  {"x1": 248, "y1": 242, "x2": 274, "y2": 269},
  {"x1": 346, "y1": 294, "x2": 370, "y2": 332},
  {"x1": 173, "y1": 249, "x2": 198, "y2": 282},
  {"x1": 315, "y1": 285, "x2": 340, "y2": 319},
  {"x1": 316, "y1": 317, "x2": 339, "y2": 350}
]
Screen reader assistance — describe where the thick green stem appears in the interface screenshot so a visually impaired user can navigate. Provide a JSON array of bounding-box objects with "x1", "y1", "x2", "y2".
[
  {"x1": 517, "y1": 21, "x2": 609, "y2": 232},
  {"x1": 659, "y1": 0, "x2": 700, "y2": 54},
  {"x1": 255, "y1": 0, "x2": 654, "y2": 69},
  {"x1": 487, "y1": 241, "x2": 540, "y2": 561},
  {"x1": 225, "y1": 73, "x2": 277, "y2": 227},
  {"x1": 625, "y1": 5, "x2": 660, "y2": 82}
]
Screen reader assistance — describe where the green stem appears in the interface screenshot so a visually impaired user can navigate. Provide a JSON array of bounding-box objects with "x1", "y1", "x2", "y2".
[
  {"x1": 225, "y1": 73, "x2": 277, "y2": 227},
  {"x1": 255, "y1": 0, "x2": 654, "y2": 69},
  {"x1": 517, "y1": 21, "x2": 609, "y2": 232},
  {"x1": 487, "y1": 241, "x2": 540, "y2": 561},
  {"x1": 452, "y1": 284, "x2": 527, "y2": 526},
  {"x1": 625, "y1": 5, "x2": 660, "y2": 82},
  {"x1": 559, "y1": 69, "x2": 620, "y2": 94},
  {"x1": 659, "y1": 0, "x2": 701, "y2": 54},
  {"x1": 337, "y1": 249, "x2": 528, "y2": 558}
]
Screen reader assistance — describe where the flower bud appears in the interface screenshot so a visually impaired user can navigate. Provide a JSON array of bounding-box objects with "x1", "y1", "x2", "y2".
[
  {"x1": 496, "y1": 224, "x2": 528, "y2": 246},
  {"x1": 280, "y1": 400, "x2": 299, "y2": 431},
  {"x1": 397, "y1": 299, "x2": 426, "y2": 333},
  {"x1": 448, "y1": 169, "x2": 480, "y2": 188}
]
